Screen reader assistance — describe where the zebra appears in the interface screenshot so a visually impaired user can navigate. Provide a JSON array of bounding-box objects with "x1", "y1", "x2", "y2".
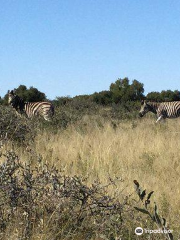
[
  {"x1": 139, "y1": 100, "x2": 180, "y2": 122},
  {"x1": 8, "y1": 90, "x2": 54, "y2": 121}
]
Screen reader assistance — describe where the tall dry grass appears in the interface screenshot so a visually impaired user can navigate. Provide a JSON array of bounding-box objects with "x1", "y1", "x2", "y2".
[
  {"x1": 32, "y1": 117, "x2": 180, "y2": 229},
  {"x1": 2, "y1": 115, "x2": 180, "y2": 238}
]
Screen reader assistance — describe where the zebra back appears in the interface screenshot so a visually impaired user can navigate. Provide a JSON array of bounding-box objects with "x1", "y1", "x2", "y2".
[
  {"x1": 158, "y1": 101, "x2": 180, "y2": 118},
  {"x1": 24, "y1": 101, "x2": 54, "y2": 120}
]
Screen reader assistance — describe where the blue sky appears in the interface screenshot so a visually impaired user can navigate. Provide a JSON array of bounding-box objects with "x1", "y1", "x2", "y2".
[{"x1": 0, "y1": 0, "x2": 180, "y2": 99}]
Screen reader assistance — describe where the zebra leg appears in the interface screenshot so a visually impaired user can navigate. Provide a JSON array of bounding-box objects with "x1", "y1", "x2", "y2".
[
  {"x1": 44, "y1": 116, "x2": 51, "y2": 121},
  {"x1": 43, "y1": 108, "x2": 54, "y2": 121},
  {"x1": 14, "y1": 109, "x2": 22, "y2": 117},
  {"x1": 156, "y1": 115, "x2": 163, "y2": 123}
]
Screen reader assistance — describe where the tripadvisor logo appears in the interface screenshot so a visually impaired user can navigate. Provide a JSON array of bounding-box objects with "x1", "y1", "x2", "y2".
[{"x1": 135, "y1": 227, "x2": 143, "y2": 235}]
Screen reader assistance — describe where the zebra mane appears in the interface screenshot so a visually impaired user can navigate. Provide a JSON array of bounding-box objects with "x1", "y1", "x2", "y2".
[
  {"x1": 147, "y1": 101, "x2": 160, "y2": 107},
  {"x1": 146, "y1": 102, "x2": 160, "y2": 114}
]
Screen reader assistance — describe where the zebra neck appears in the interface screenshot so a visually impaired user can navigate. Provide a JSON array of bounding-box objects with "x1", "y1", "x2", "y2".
[
  {"x1": 147, "y1": 102, "x2": 160, "y2": 114},
  {"x1": 13, "y1": 97, "x2": 25, "y2": 111}
]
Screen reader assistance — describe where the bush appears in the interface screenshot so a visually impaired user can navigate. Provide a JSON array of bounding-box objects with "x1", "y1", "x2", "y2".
[
  {"x1": 0, "y1": 105, "x2": 37, "y2": 145},
  {"x1": 110, "y1": 101, "x2": 141, "y2": 120},
  {"x1": 0, "y1": 150, "x2": 133, "y2": 240}
]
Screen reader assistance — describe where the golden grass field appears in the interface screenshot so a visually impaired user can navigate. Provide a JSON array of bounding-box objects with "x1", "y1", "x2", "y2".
[
  {"x1": 22, "y1": 117, "x2": 180, "y2": 228},
  {"x1": 2, "y1": 115, "x2": 180, "y2": 239}
]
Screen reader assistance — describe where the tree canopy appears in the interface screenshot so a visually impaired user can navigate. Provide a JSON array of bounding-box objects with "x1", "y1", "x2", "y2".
[
  {"x1": 146, "y1": 90, "x2": 180, "y2": 102},
  {"x1": 109, "y1": 78, "x2": 144, "y2": 103},
  {"x1": 16, "y1": 85, "x2": 46, "y2": 102},
  {"x1": 1, "y1": 80, "x2": 180, "y2": 106},
  {"x1": 3, "y1": 85, "x2": 46, "y2": 104}
]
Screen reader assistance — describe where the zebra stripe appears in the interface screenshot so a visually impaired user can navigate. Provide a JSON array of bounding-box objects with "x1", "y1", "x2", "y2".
[
  {"x1": 8, "y1": 90, "x2": 54, "y2": 121},
  {"x1": 139, "y1": 100, "x2": 180, "y2": 122}
]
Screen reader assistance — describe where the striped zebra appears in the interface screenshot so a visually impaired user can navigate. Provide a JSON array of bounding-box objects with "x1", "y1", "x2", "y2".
[
  {"x1": 139, "y1": 100, "x2": 180, "y2": 122},
  {"x1": 8, "y1": 90, "x2": 54, "y2": 121}
]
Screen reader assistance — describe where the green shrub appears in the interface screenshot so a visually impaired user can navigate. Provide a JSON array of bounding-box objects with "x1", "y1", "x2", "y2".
[{"x1": 0, "y1": 105, "x2": 37, "y2": 145}]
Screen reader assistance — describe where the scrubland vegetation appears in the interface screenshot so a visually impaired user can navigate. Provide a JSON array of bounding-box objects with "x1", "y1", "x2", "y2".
[
  {"x1": 1, "y1": 79, "x2": 180, "y2": 239},
  {"x1": 0, "y1": 98, "x2": 180, "y2": 240}
]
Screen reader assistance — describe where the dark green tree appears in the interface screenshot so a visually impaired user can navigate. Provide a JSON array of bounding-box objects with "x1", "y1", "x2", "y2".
[
  {"x1": 25, "y1": 87, "x2": 46, "y2": 102},
  {"x1": 3, "y1": 85, "x2": 46, "y2": 104},
  {"x1": 160, "y1": 90, "x2": 180, "y2": 101},
  {"x1": 147, "y1": 90, "x2": 180, "y2": 102},
  {"x1": 16, "y1": 85, "x2": 28, "y2": 99},
  {"x1": 129, "y1": 80, "x2": 144, "y2": 100},
  {"x1": 173, "y1": 90, "x2": 180, "y2": 100},
  {"x1": 110, "y1": 78, "x2": 130, "y2": 103},
  {"x1": 146, "y1": 91, "x2": 162, "y2": 101},
  {"x1": 110, "y1": 78, "x2": 144, "y2": 103},
  {"x1": 93, "y1": 91, "x2": 112, "y2": 105}
]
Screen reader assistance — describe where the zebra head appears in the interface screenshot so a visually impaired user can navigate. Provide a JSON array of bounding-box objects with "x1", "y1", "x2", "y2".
[
  {"x1": 139, "y1": 100, "x2": 150, "y2": 117},
  {"x1": 8, "y1": 90, "x2": 16, "y2": 104},
  {"x1": 7, "y1": 89, "x2": 21, "y2": 110}
]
